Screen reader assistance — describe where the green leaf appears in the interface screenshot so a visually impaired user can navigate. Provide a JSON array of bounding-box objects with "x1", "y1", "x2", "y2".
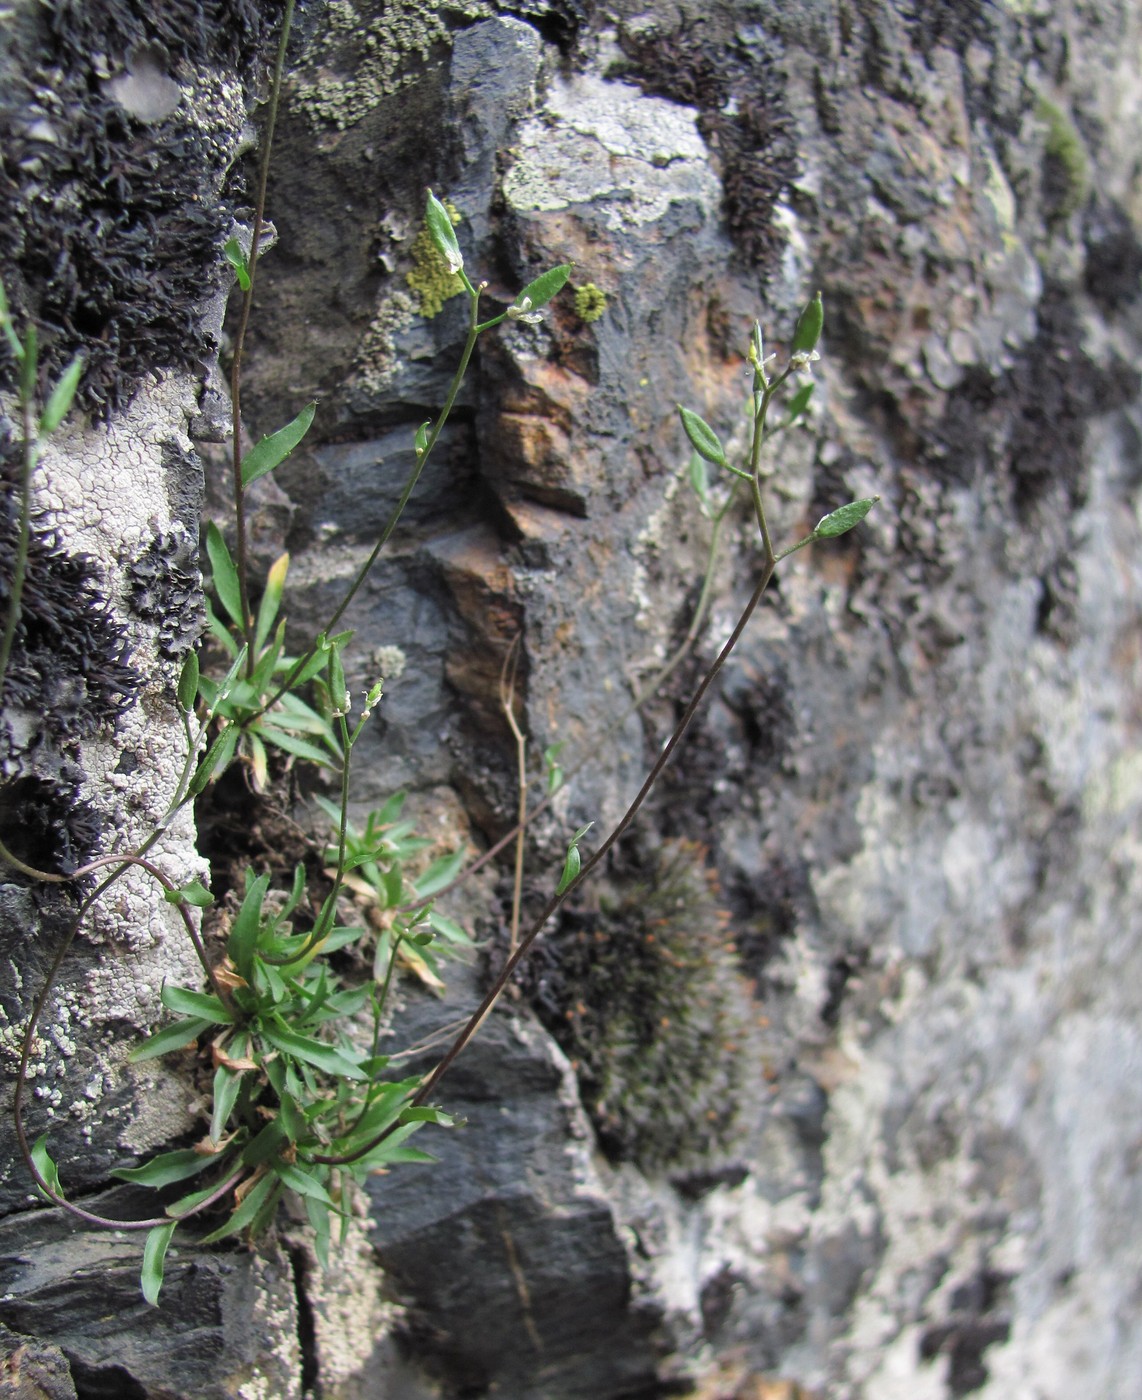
[
  {"x1": 141, "y1": 1221, "x2": 177, "y2": 1306},
  {"x1": 39, "y1": 354, "x2": 84, "y2": 434},
  {"x1": 205, "y1": 523, "x2": 243, "y2": 628},
  {"x1": 20, "y1": 322, "x2": 37, "y2": 400},
  {"x1": 516, "y1": 263, "x2": 572, "y2": 311},
  {"x1": 228, "y1": 872, "x2": 270, "y2": 981},
  {"x1": 556, "y1": 844, "x2": 581, "y2": 895},
  {"x1": 241, "y1": 402, "x2": 317, "y2": 488},
  {"x1": 241, "y1": 1115, "x2": 288, "y2": 1167},
  {"x1": 254, "y1": 552, "x2": 290, "y2": 652},
  {"x1": 0, "y1": 279, "x2": 23, "y2": 359},
  {"x1": 556, "y1": 822, "x2": 593, "y2": 896},
  {"x1": 187, "y1": 724, "x2": 240, "y2": 795},
  {"x1": 688, "y1": 451, "x2": 711, "y2": 512},
  {"x1": 198, "y1": 1172, "x2": 280, "y2": 1245},
  {"x1": 31, "y1": 1135, "x2": 61, "y2": 1201},
  {"x1": 177, "y1": 651, "x2": 199, "y2": 712},
  {"x1": 164, "y1": 877, "x2": 214, "y2": 909},
  {"x1": 160, "y1": 984, "x2": 236, "y2": 1024},
  {"x1": 210, "y1": 1063, "x2": 244, "y2": 1143},
  {"x1": 112, "y1": 1148, "x2": 218, "y2": 1188},
  {"x1": 414, "y1": 421, "x2": 431, "y2": 458},
  {"x1": 427, "y1": 910, "x2": 471, "y2": 944},
  {"x1": 289, "y1": 635, "x2": 339, "y2": 688},
  {"x1": 813, "y1": 496, "x2": 879, "y2": 539},
  {"x1": 258, "y1": 724, "x2": 335, "y2": 766},
  {"x1": 261, "y1": 1024, "x2": 366, "y2": 1080},
  {"x1": 677, "y1": 406, "x2": 726, "y2": 468},
  {"x1": 273, "y1": 1160, "x2": 336, "y2": 1206},
  {"x1": 791, "y1": 291, "x2": 823, "y2": 355},
  {"x1": 414, "y1": 849, "x2": 465, "y2": 899},
  {"x1": 129, "y1": 1016, "x2": 212, "y2": 1063},
  {"x1": 224, "y1": 236, "x2": 251, "y2": 291},
  {"x1": 425, "y1": 190, "x2": 463, "y2": 275}
]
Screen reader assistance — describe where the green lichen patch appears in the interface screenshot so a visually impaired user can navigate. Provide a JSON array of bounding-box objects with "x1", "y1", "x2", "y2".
[
  {"x1": 574, "y1": 283, "x2": 608, "y2": 324},
  {"x1": 1036, "y1": 96, "x2": 1090, "y2": 224},
  {"x1": 531, "y1": 840, "x2": 749, "y2": 1169},
  {"x1": 290, "y1": 0, "x2": 491, "y2": 131}
]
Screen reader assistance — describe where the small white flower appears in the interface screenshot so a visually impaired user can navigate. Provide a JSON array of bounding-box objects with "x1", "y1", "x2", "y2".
[
  {"x1": 506, "y1": 295, "x2": 544, "y2": 326},
  {"x1": 790, "y1": 349, "x2": 820, "y2": 374}
]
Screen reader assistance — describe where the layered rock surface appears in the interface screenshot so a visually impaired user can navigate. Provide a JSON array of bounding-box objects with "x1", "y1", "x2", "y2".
[{"x1": 3, "y1": 1, "x2": 1142, "y2": 1397}]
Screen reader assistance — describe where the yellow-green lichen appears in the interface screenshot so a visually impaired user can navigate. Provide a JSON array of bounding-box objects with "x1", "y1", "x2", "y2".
[
  {"x1": 406, "y1": 198, "x2": 463, "y2": 317},
  {"x1": 292, "y1": 0, "x2": 491, "y2": 132},
  {"x1": 574, "y1": 283, "x2": 608, "y2": 324},
  {"x1": 1036, "y1": 96, "x2": 1090, "y2": 222}
]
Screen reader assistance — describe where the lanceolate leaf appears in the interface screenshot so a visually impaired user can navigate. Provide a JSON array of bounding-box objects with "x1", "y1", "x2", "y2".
[
  {"x1": 261, "y1": 1024, "x2": 366, "y2": 1080},
  {"x1": 515, "y1": 263, "x2": 572, "y2": 311},
  {"x1": 160, "y1": 984, "x2": 236, "y2": 1024},
  {"x1": 39, "y1": 355, "x2": 84, "y2": 434},
  {"x1": 791, "y1": 291, "x2": 824, "y2": 355},
  {"x1": 129, "y1": 1016, "x2": 213, "y2": 1063},
  {"x1": 677, "y1": 406, "x2": 727, "y2": 468},
  {"x1": 113, "y1": 1148, "x2": 218, "y2": 1189},
  {"x1": 198, "y1": 1172, "x2": 280, "y2": 1245},
  {"x1": 425, "y1": 190, "x2": 463, "y2": 274},
  {"x1": 241, "y1": 402, "x2": 317, "y2": 487},
  {"x1": 141, "y1": 1221, "x2": 177, "y2": 1306},
  {"x1": 224, "y1": 236, "x2": 251, "y2": 291},
  {"x1": 205, "y1": 523, "x2": 243, "y2": 628},
  {"x1": 30, "y1": 1135, "x2": 61, "y2": 1200},
  {"x1": 813, "y1": 496, "x2": 879, "y2": 539}
]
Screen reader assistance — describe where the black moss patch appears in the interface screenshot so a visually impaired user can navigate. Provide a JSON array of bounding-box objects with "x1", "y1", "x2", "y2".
[
  {"x1": 494, "y1": 0, "x2": 589, "y2": 50},
  {"x1": 931, "y1": 284, "x2": 1140, "y2": 511},
  {"x1": 920, "y1": 1268, "x2": 1013, "y2": 1396},
  {"x1": 1084, "y1": 201, "x2": 1142, "y2": 310},
  {"x1": 0, "y1": 436, "x2": 138, "y2": 756},
  {"x1": 524, "y1": 840, "x2": 748, "y2": 1168},
  {"x1": 125, "y1": 526, "x2": 205, "y2": 657},
  {"x1": 616, "y1": 16, "x2": 798, "y2": 277},
  {"x1": 0, "y1": 774, "x2": 102, "y2": 875},
  {"x1": 730, "y1": 854, "x2": 810, "y2": 994},
  {"x1": 0, "y1": 1, "x2": 272, "y2": 420}
]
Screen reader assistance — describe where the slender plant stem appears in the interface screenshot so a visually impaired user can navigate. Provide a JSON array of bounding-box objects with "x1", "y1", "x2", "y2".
[
  {"x1": 499, "y1": 635, "x2": 527, "y2": 956},
  {"x1": 230, "y1": 0, "x2": 296, "y2": 674}
]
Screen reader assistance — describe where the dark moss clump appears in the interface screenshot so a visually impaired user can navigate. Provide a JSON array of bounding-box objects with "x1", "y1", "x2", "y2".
[
  {"x1": 0, "y1": 774, "x2": 102, "y2": 876},
  {"x1": 617, "y1": 17, "x2": 797, "y2": 277},
  {"x1": 932, "y1": 284, "x2": 1140, "y2": 511},
  {"x1": 529, "y1": 840, "x2": 748, "y2": 1168},
  {"x1": 126, "y1": 526, "x2": 205, "y2": 657},
  {"x1": 0, "y1": 434, "x2": 139, "y2": 756},
  {"x1": 0, "y1": 2, "x2": 271, "y2": 419}
]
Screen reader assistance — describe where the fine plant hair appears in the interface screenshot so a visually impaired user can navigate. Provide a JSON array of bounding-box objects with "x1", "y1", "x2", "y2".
[{"x1": 1, "y1": 4, "x2": 877, "y2": 1304}]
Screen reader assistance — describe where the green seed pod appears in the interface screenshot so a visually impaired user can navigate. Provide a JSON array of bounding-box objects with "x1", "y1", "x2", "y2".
[{"x1": 791, "y1": 291, "x2": 823, "y2": 355}]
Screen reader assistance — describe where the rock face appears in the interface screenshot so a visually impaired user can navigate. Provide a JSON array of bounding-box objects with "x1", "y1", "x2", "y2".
[{"x1": 4, "y1": 0, "x2": 1142, "y2": 1397}]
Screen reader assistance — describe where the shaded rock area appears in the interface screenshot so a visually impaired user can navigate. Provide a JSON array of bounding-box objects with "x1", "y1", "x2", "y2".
[{"x1": 3, "y1": 0, "x2": 1142, "y2": 1397}]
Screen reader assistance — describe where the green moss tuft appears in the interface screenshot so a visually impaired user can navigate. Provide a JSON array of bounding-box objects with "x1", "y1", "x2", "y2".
[
  {"x1": 1036, "y1": 96, "x2": 1090, "y2": 223},
  {"x1": 406, "y1": 199, "x2": 463, "y2": 318},
  {"x1": 573, "y1": 283, "x2": 608, "y2": 324},
  {"x1": 534, "y1": 840, "x2": 748, "y2": 1168}
]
